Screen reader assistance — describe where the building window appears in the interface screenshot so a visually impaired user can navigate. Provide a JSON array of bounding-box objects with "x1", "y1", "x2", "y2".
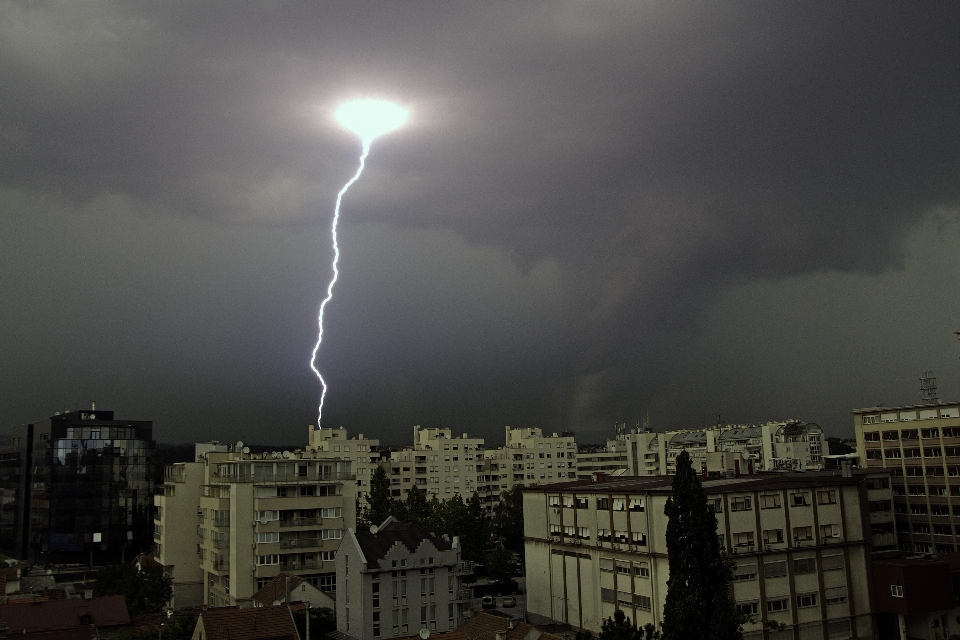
[
  {"x1": 763, "y1": 561, "x2": 787, "y2": 579},
  {"x1": 731, "y1": 496, "x2": 752, "y2": 511},
  {"x1": 373, "y1": 612, "x2": 380, "y2": 637},
  {"x1": 817, "y1": 489, "x2": 837, "y2": 504},
  {"x1": 796, "y1": 593, "x2": 818, "y2": 608},
  {"x1": 597, "y1": 497, "x2": 609, "y2": 509},
  {"x1": 736, "y1": 602, "x2": 758, "y2": 616},
  {"x1": 793, "y1": 526, "x2": 813, "y2": 541},
  {"x1": 634, "y1": 562, "x2": 650, "y2": 578},
  {"x1": 733, "y1": 532, "x2": 754, "y2": 547},
  {"x1": 599, "y1": 558, "x2": 613, "y2": 573},
  {"x1": 794, "y1": 558, "x2": 816, "y2": 574},
  {"x1": 762, "y1": 529, "x2": 784, "y2": 545},
  {"x1": 820, "y1": 524, "x2": 841, "y2": 539},
  {"x1": 824, "y1": 587, "x2": 847, "y2": 604},
  {"x1": 373, "y1": 582, "x2": 380, "y2": 608},
  {"x1": 634, "y1": 595, "x2": 652, "y2": 611},
  {"x1": 631, "y1": 532, "x2": 647, "y2": 546},
  {"x1": 791, "y1": 492, "x2": 810, "y2": 507},
  {"x1": 766, "y1": 599, "x2": 788, "y2": 613},
  {"x1": 612, "y1": 498, "x2": 626, "y2": 511},
  {"x1": 821, "y1": 555, "x2": 844, "y2": 571},
  {"x1": 759, "y1": 494, "x2": 781, "y2": 509},
  {"x1": 629, "y1": 498, "x2": 644, "y2": 512},
  {"x1": 890, "y1": 583, "x2": 903, "y2": 598},
  {"x1": 733, "y1": 563, "x2": 757, "y2": 581}
]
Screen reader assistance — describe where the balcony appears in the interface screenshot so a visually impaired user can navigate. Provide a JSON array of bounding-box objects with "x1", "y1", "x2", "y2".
[
  {"x1": 280, "y1": 538, "x2": 321, "y2": 549},
  {"x1": 280, "y1": 559, "x2": 321, "y2": 571},
  {"x1": 280, "y1": 517, "x2": 320, "y2": 527}
]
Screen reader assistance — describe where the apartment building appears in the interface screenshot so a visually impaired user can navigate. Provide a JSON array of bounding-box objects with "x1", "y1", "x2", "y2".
[
  {"x1": 387, "y1": 426, "x2": 486, "y2": 500},
  {"x1": 308, "y1": 426, "x2": 381, "y2": 500},
  {"x1": 623, "y1": 421, "x2": 825, "y2": 476},
  {"x1": 853, "y1": 401, "x2": 960, "y2": 554},
  {"x1": 155, "y1": 446, "x2": 356, "y2": 608},
  {"x1": 523, "y1": 471, "x2": 885, "y2": 639},
  {"x1": 336, "y1": 517, "x2": 467, "y2": 640}
]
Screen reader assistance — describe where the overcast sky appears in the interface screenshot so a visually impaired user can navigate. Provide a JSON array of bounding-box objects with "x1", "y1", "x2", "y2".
[{"x1": 1, "y1": 2, "x2": 959, "y2": 445}]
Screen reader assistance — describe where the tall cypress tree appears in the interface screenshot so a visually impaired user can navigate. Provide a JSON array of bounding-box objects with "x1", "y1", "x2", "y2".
[{"x1": 661, "y1": 450, "x2": 742, "y2": 640}]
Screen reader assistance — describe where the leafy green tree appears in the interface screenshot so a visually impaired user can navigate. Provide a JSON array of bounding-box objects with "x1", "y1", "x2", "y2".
[
  {"x1": 493, "y1": 485, "x2": 524, "y2": 552},
  {"x1": 93, "y1": 563, "x2": 172, "y2": 616},
  {"x1": 162, "y1": 611, "x2": 200, "y2": 640},
  {"x1": 403, "y1": 485, "x2": 432, "y2": 530},
  {"x1": 461, "y1": 492, "x2": 491, "y2": 563},
  {"x1": 599, "y1": 609, "x2": 642, "y2": 640},
  {"x1": 360, "y1": 465, "x2": 393, "y2": 528},
  {"x1": 661, "y1": 450, "x2": 743, "y2": 640},
  {"x1": 484, "y1": 544, "x2": 516, "y2": 583}
]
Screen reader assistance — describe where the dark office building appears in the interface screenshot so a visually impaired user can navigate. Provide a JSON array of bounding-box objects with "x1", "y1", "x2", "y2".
[{"x1": 0, "y1": 409, "x2": 155, "y2": 564}]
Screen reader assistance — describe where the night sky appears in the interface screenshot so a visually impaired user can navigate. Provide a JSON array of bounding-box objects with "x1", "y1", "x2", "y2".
[{"x1": 2, "y1": 2, "x2": 959, "y2": 445}]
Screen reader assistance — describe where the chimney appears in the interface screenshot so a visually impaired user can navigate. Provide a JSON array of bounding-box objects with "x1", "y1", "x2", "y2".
[
  {"x1": 594, "y1": 472, "x2": 605, "y2": 483},
  {"x1": 495, "y1": 631, "x2": 508, "y2": 640},
  {"x1": 452, "y1": 536, "x2": 460, "y2": 548}
]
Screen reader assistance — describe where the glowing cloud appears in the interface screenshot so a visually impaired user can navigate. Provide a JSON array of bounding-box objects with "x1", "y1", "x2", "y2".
[
  {"x1": 311, "y1": 99, "x2": 408, "y2": 428},
  {"x1": 335, "y1": 99, "x2": 408, "y2": 146}
]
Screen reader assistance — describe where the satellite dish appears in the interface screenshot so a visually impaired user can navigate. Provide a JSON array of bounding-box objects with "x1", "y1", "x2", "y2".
[
  {"x1": 369, "y1": 525, "x2": 378, "y2": 534},
  {"x1": 419, "y1": 629, "x2": 431, "y2": 640},
  {"x1": 89, "y1": 414, "x2": 96, "y2": 420},
  {"x1": 260, "y1": 518, "x2": 269, "y2": 525},
  {"x1": 237, "y1": 441, "x2": 244, "y2": 449},
  {"x1": 243, "y1": 447, "x2": 250, "y2": 454},
  {"x1": 272, "y1": 452, "x2": 280, "y2": 459},
  {"x1": 283, "y1": 451, "x2": 291, "y2": 459}
]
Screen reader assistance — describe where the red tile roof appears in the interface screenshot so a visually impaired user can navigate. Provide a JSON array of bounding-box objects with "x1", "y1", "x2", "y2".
[
  {"x1": 0, "y1": 594, "x2": 130, "y2": 635},
  {"x1": 429, "y1": 612, "x2": 563, "y2": 640},
  {"x1": 251, "y1": 573, "x2": 305, "y2": 607},
  {"x1": 195, "y1": 605, "x2": 300, "y2": 640}
]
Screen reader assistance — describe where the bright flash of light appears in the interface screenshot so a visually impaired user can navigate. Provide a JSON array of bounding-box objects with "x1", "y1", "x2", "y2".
[{"x1": 311, "y1": 99, "x2": 408, "y2": 428}]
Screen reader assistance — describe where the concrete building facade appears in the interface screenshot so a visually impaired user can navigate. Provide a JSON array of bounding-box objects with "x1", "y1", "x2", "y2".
[
  {"x1": 308, "y1": 426, "x2": 380, "y2": 501},
  {"x1": 623, "y1": 422, "x2": 825, "y2": 477},
  {"x1": 854, "y1": 401, "x2": 960, "y2": 554},
  {"x1": 336, "y1": 517, "x2": 467, "y2": 640},
  {"x1": 155, "y1": 446, "x2": 356, "y2": 608},
  {"x1": 523, "y1": 472, "x2": 887, "y2": 640}
]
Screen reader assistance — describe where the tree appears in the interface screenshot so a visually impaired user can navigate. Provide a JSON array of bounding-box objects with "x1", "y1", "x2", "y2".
[
  {"x1": 661, "y1": 450, "x2": 743, "y2": 640},
  {"x1": 493, "y1": 485, "x2": 524, "y2": 552},
  {"x1": 599, "y1": 609, "x2": 643, "y2": 640},
  {"x1": 360, "y1": 465, "x2": 393, "y2": 528},
  {"x1": 484, "y1": 544, "x2": 516, "y2": 583},
  {"x1": 461, "y1": 492, "x2": 491, "y2": 563},
  {"x1": 93, "y1": 563, "x2": 172, "y2": 616},
  {"x1": 403, "y1": 485, "x2": 432, "y2": 530}
]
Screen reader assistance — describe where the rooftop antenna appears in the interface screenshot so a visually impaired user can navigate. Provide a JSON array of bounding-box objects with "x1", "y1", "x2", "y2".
[{"x1": 920, "y1": 370, "x2": 939, "y2": 405}]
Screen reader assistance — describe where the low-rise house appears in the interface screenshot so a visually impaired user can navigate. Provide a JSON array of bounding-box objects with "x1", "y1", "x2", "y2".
[
  {"x1": 0, "y1": 594, "x2": 130, "y2": 639},
  {"x1": 191, "y1": 605, "x2": 301, "y2": 640},
  {"x1": 252, "y1": 572, "x2": 334, "y2": 610}
]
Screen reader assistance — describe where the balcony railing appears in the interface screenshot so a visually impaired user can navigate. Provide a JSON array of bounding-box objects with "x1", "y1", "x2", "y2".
[
  {"x1": 280, "y1": 517, "x2": 321, "y2": 527},
  {"x1": 280, "y1": 560, "x2": 321, "y2": 571},
  {"x1": 280, "y1": 538, "x2": 321, "y2": 549}
]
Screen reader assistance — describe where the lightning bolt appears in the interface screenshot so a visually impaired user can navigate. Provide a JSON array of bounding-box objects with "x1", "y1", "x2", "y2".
[
  {"x1": 310, "y1": 140, "x2": 371, "y2": 428},
  {"x1": 310, "y1": 98, "x2": 407, "y2": 429}
]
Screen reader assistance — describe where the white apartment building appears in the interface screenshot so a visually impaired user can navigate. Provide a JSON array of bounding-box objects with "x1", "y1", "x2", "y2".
[
  {"x1": 623, "y1": 421, "x2": 825, "y2": 476},
  {"x1": 853, "y1": 401, "x2": 960, "y2": 554},
  {"x1": 308, "y1": 426, "x2": 381, "y2": 500},
  {"x1": 155, "y1": 446, "x2": 356, "y2": 608},
  {"x1": 336, "y1": 517, "x2": 468, "y2": 640},
  {"x1": 388, "y1": 426, "x2": 486, "y2": 500},
  {"x1": 523, "y1": 471, "x2": 886, "y2": 639}
]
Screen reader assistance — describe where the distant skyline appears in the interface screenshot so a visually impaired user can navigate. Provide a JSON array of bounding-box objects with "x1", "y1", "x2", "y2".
[{"x1": 1, "y1": 2, "x2": 959, "y2": 445}]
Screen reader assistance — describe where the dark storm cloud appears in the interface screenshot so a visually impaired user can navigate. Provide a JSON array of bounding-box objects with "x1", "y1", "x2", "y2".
[{"x1": 1, "y1": 2, "x2": 958, "y2": 442}]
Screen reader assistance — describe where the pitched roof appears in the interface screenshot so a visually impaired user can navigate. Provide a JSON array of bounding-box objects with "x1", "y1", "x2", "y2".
[
  {"x1": 196, "y1": 605, "x2": 300, "y2": 640},
  {"x1": 0, "y1": 594, "x2": 130, "y2": 634},
  {"x1": 429, "y1": 611, "x2": 563, "y2": 640},
  {"x1": 352, "y1": 519, "x2": 452, "y2": 564},
  {"x1": 251, "y1": 573, "x2": 305, "y2": 607}
]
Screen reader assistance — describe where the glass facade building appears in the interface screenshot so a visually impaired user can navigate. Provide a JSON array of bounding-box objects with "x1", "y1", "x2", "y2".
[{"x1": 0, "y1": 409, "x2": 154, "y2": 564}]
